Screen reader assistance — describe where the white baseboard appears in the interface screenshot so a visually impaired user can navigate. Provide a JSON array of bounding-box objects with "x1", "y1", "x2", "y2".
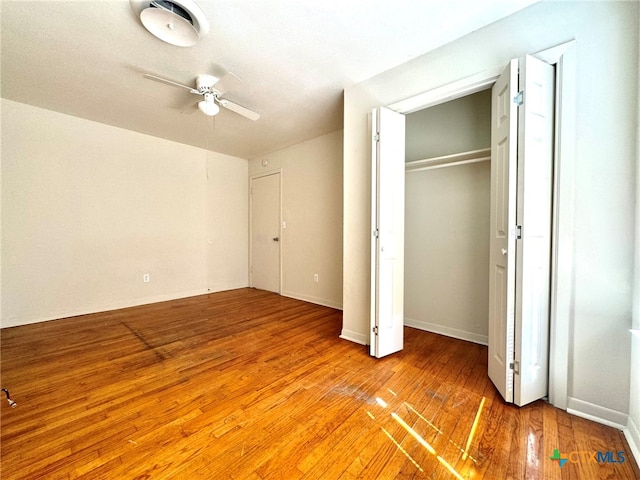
[
  {"x1": 566, "y1": 397, "x2": 628, "y2": 430},
  {"x1": 207, "y1": 282, "x2": 249, "y2": 293},
  {"x1": 404, "y1": 317, "x2": 488, "y2": 345},
  {"x1": 281, "y1": 290, "x2": 343, "y2": 310},
  {"x1": 624, "y1": 415, "x2": 640, "y2": 467},
  {"x1": 339, "y1": 329, "x2": 368, "y2": 345},
  {"x1": 1, "y1": 288, "x2": 211, "y2": 328}
]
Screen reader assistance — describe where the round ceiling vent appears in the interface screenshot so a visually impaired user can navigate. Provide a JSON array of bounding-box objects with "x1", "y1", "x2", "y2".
[{"x1": 132, "y1": 0, "x2": 209, "y2": 47}]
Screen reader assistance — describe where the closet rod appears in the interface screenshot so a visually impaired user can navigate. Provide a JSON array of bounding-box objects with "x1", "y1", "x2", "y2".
[{"x1": 405, "y1": 147, "x2": 490, "y2": 173}]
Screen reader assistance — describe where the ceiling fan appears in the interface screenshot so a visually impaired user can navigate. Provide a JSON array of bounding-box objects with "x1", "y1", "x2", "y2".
[{"x1": 143, "y1": 71, "x2": 260, "y2": 121}]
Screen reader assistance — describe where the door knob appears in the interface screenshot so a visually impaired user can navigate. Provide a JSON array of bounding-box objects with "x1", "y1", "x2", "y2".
[
  {"x1": 501, "y1": 248, "x2": 507, "y2": 255},
  {"x1": 273, "y1": 237, "x2": 280, "y2": 242}
]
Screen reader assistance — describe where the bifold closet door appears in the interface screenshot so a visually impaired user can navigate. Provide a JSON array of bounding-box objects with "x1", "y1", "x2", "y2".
[
  {"x1": 488, "y1": 55, "x2": 555, "y2": 407},
  {"x1": 370, "y1": 106, "x2": 405, "y2": 358}
]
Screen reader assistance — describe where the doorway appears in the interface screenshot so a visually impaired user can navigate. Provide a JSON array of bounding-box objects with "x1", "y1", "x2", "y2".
[
  {"x1": 250, "y1": 172, "x2": 281, "y2": 293},
  {"x1": 371, "y1": 41, "x2": 576, "y2": 409},
  {"x1": 404, "y1": 90, "x2": 492, "y2": 346},
  {"x1": 372, "y1": 53, "x2": 563, "y2": 407}
]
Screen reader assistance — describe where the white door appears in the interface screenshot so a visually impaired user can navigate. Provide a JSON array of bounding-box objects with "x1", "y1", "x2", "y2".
[
  {"x1": 514, "y1": 55, "x2": 555, "y2": 406},
  {"x1": 488, "y1": 56, "x2": 555, "y2": 406},
  {"x1": 488, "y1": 59, "x2": 518, "y2": 403},
  {"x1": 250, "y1": 172, "x2": 281, "y2": 293},
  {"x1": 370, "y1": 107, "x2": 405, "y2": 358}
]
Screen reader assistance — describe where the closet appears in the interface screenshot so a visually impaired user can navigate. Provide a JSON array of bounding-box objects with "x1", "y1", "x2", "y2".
[{"x1": 404, "y1": 90, "x2": 492, "y2": 345}]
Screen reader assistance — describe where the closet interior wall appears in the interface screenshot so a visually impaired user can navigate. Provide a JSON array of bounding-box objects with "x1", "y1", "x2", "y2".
[{"x1": 404, "y1": 89, "x2": 492, "y2": 345}]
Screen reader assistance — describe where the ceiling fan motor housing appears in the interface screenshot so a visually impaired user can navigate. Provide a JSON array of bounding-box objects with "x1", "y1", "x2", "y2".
[{"x1": 196, "y1": 74, "x2": 220, "y2": 94}]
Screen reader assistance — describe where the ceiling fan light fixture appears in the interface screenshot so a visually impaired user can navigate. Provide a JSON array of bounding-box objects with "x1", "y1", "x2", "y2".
[
  {"x1": 198, "y1": 94, "x2": 220, "y2": 116},
  {"x1": 137, "y1": 0, "x2": 209, "y2": 47}
]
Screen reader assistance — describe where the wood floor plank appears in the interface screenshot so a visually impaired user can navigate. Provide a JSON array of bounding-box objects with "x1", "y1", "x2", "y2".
[{"x1": 1, "y1": 288, "x2": 638, "y2": 479}]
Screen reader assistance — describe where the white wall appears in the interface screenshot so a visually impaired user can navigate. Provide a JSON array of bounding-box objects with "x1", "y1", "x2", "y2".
[
  {"x1": 626, "y1": 3, "x2": 640, "y2": 462},
  {"x1": 1, "y1": 99, "x2": 248, "y2": 328},
  {"x1": 405, "y1": 162, "x2": 490, "y2": 344},
  {"x1": 343, "y1": 1, "x2": 638, "y2": 424},
  {"x1": 249, "y1": 130, "x2": 343, "y2": 309},
  {"x1": 205, "y1": 154, "x2": 249, "y2": 293},
  {"x1": 405, "y1": 89, "x2": 491, "y2": 162}
]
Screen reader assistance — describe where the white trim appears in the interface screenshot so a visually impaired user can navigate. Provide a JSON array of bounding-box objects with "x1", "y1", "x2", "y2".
[
  {"x1": 567, "y1": 397, "x2": 628, "y2": 431},
  {"x1": 0, "y1": 288, "x2": 210, "y2": 328},
  {"x1": 404, "y1": 317, "x2": 488, "y2": 346},
  {"x1": 532, "y1": 40, "x2": 575, "y2": 65},
  {"x1": 281, "y1": 291, "x2": 343, "y2": 310},
  {"x1": 249, "y1": 168, "x2": 283, "y2": 180},
  {"x1": 546, "y1": 40, "x2": 576, "y2": 411},
  {"x1": 389, "y1": 67, "x2": 502, "y2": 114},
  {"x1": 340, "y1": 329, "x2": 368, "y2": 345},
  {"x1": 624, "y1": 415, "x2": 640, "y2": 466},
  {"x1": 206, "y1": 282, "x2": 249, "y2": 293}
]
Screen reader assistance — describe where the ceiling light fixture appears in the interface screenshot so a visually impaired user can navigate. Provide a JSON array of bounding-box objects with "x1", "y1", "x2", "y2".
[
  {"x1": 198, "y1": 93, "x2": 220, "y2": 116},
  {"x1": 136, "y1": 0, "x2": 209, "y2": 47}
]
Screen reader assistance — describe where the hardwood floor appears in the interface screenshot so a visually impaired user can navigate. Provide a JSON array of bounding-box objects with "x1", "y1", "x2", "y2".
[{"x1": 1, "y1": 288, "x2": 638, "y2": 479}]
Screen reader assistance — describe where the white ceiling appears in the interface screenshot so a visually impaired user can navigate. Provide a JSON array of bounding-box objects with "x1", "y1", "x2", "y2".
[{"x1": 1, "y1": 0, "x2": 538, "y2": 159}]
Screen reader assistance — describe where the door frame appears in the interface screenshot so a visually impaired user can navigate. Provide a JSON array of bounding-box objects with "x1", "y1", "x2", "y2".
[
  {"x1": 249, "y1": 169, "x2": 283, "y2": 293},
  {"x1": 387, "y1": 41, "x2": 576, "y2": 410}
]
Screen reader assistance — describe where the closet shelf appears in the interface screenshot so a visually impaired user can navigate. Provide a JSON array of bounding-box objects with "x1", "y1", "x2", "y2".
[{"x1": 406, "y1": 147, "x2": 490, "y2": 173}]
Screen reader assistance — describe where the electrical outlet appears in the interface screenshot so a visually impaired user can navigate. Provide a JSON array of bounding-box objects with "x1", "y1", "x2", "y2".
[
  {"x1": 314, "y1": 273, "x2": 319, "y2": 283},
  {"x1": 143, "y1": 274, "x2": 150, "y2": 283}
]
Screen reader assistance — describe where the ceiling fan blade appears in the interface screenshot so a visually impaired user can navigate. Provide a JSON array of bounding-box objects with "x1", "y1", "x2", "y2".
[
  {"x1": 218, "y1": 98, "x2": 260, "y2": 121},
  {"x1": 213, "y1": 72, "x2": 242, "y2": 95},
  {"x1": 143, "y1": 73, "x2": 198, "y2": 94}
]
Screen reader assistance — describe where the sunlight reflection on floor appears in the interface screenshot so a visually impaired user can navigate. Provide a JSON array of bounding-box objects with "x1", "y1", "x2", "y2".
[{"x1": 365, "y1": 386, "x2": 488, "y2": 479}]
